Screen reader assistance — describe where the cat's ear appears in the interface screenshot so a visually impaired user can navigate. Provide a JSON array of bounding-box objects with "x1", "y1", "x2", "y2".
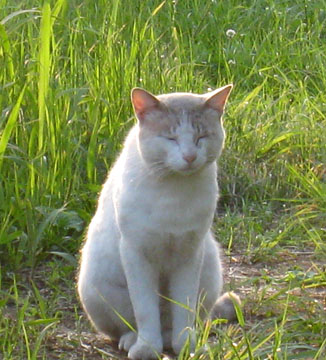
[
  {"x1": 205, "y1": 84, "x2": 233, "y2": 113},
  {"x1": 131, "y1": 88, "x2": 161, "y2": 122}
]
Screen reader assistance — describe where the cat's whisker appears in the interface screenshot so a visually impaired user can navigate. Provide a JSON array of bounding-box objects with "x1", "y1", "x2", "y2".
[
  {"x1": 126, "y1": 160, "x2": 170, "y2": 186},
  {"x1": 148, "y1": 162, "x2": 171, "y2": 179}
]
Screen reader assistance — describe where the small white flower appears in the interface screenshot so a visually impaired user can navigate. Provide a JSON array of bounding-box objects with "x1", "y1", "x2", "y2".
[{"x1": 226, "y1": 29, "x2": 236, "y2": 38}]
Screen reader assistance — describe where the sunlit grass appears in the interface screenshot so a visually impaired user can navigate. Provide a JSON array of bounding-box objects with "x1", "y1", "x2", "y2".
[{"x1": 0, "y1": 0, "x2": 325, "y2": 358}]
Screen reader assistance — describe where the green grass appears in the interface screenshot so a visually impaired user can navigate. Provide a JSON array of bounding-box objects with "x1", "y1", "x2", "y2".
[{"x1": 1, "y1": 0, "x2": 325, "y2": 358}]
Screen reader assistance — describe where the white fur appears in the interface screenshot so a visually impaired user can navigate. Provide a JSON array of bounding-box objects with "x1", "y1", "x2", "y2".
[{"x1": 78, "y1": 86, "x2": 234, "y2": 359}]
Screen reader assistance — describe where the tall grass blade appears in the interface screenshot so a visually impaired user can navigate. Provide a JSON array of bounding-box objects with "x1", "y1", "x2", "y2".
[
  {"x1": 258, "y1": 132, "x2": 299, "y2": 157},
  {"x1": 86, "y1": 104, "x2": 100, "y2": 183},
  {"x1": 0, "y1": 85, "x2": 26, "y2": 171},
  {"x1": 0, "y1": 24, "x2": 14, "y2": 80},
  {"x1": 234, "y1": 79, "x2": 267, "y2": 112},
  {"x1": 38, "y1": 0, "x2": 52, "y2": 152},
  {"x1": 0, "y1": 9, "x2": 39, "y2": 25},
  {"x1": 51, "y1": 0, "x2": 67, "y2": 26},
  {"x1": 287, "y1": 164, "x2": 326, "y2": 203},
  {"x1": 151, "y1": 0, "x2": 166, "y2": 16}
]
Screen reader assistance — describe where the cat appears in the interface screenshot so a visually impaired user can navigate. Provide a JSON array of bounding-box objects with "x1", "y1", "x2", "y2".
[{"x1": 77, "y1": 85, "x2": 240, "y2": 360}]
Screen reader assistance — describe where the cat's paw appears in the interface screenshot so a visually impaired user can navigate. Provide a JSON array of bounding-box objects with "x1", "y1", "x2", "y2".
[
  {"x1": 172, "y1": 329, "x2": 196, "y2": 354},
  {"x1": 128, "y1": 337, "x2": 163, "y2": 360},
  {"x1": 119, "y1": 331, "x2": 137, "y2": 352}
]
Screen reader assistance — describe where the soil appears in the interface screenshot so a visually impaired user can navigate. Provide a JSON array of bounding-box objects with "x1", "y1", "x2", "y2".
[{"x1": 4, "y1": 250, "x2": 325, "y2": 359}]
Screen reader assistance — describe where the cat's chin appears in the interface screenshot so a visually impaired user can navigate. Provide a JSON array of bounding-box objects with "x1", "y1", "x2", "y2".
[{"x1": 173, "y1": 165, "x2": 203, "y2": 176}]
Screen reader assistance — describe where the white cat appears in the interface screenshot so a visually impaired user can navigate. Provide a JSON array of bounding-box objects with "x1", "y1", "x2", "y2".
[{"x1": 78, "y1": 85, "x2": 239, "y2": 360}]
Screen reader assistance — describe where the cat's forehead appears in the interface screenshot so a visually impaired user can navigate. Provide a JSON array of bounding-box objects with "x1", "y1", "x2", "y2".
[
  {"x1": 157, "y1": 93, "x2": 205, "y2": 111},
  {"x1": 139, "y1": 92, "x2": 219, "y2": 134}
]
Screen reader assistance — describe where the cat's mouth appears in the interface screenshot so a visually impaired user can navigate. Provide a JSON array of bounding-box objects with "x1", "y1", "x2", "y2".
[{"x1": 176, "y1": 163, "x2": 202, "y2": 176}]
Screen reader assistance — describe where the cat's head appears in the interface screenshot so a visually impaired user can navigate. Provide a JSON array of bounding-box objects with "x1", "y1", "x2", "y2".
[{"x1": 131, "y1": 85, "x2": 232, "y2": 176}]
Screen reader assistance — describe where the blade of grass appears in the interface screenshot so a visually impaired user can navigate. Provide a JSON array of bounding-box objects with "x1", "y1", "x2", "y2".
[
  {"x1": 0, "y1": 23, "x2": 14, "y2": 80},
  {"x1": 0, "y1": 85, "x2": 26, "y2": 171},
  {"x1": 0, "y1": 9, "x2": 39, "y2": 25},
  {"x1": 314, "y1": 338, "x2": 326, "y2": 360},
  {"x1": 51, "y1": 0, "x2": 67, "y2": 26},
  {"x1": 38, "y1": 0, "x2": 52, "y2": 152},
  {"x1": 86, "y1": 102, "x2": 100, "y2": 183}
]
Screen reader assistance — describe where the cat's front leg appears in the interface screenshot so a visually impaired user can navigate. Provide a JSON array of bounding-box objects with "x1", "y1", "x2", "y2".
[
  {"x1": 120, "y1": 240, "x2": 163, "y2": 360},
  {"x1": 169, "y1": 246, "x2": 204, "y2": 354}
]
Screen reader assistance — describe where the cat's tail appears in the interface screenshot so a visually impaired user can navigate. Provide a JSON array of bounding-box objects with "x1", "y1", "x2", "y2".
[{"x1": 211, "y1": 292, "x2": 241, "y2": 321}]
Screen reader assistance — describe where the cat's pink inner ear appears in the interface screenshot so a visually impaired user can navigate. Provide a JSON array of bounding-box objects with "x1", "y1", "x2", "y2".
[
  {"x1": 131, "y1": 88, "x2": 160, "y2": 121},
  {"x1": 205, "y1": 84, "x2": 233, "y2": 113}
]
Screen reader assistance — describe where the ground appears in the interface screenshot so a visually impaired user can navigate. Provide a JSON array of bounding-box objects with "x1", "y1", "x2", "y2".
[{"x1": 5, "y1": 248, "x2": 323, "y2": 360}]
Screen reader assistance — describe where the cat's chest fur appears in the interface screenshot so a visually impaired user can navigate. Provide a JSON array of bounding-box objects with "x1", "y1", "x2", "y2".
[
  {"x1": 112, "y1": 152, "x2": 218, "y2": 267},
  {"x1": 116, "y1": 151, "x2": 217, "y2": 230}
]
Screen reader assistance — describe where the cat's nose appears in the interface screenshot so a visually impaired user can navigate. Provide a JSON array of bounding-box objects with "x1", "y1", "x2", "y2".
[{"x1": 183, "y1": 153, "x2": 197, "y2": 164}]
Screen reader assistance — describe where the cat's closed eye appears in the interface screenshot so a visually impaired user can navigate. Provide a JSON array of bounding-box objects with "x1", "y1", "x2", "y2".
[
  {"x1": 162, "y1": 135, "x2": 178, "y2": 142},
  {"x1": 195, "y1": 134, "x2": 209, "y2": 145}
]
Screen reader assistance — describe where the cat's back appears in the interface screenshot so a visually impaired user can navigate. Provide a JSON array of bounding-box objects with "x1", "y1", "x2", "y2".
[
  {"x1": 95, "y1": 125, "x2": 140, "y2": 212},
  {"x1": 84, "y1": 126, "x2": 140, "y2": 248}
]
